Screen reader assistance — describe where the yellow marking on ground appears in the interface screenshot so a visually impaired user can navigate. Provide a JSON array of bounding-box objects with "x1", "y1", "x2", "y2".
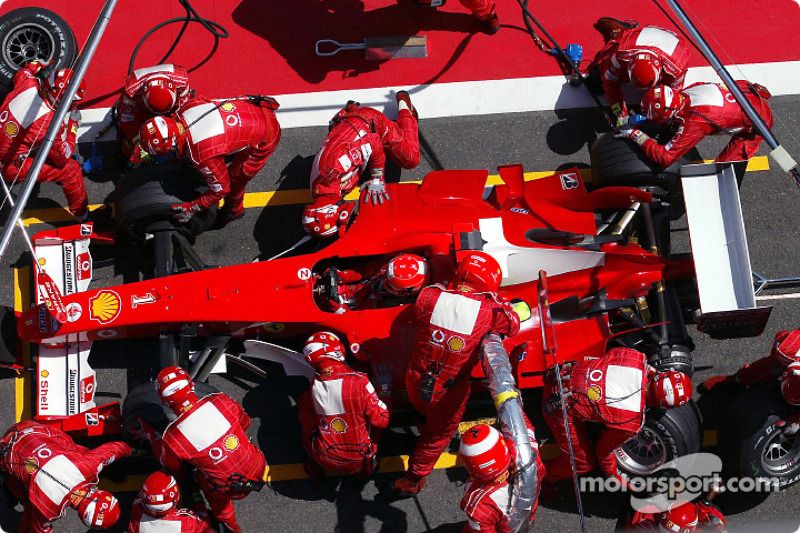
[
  {"x1": 14, "y1": 266, "x2": 32, "y2": 423},
  {"x1": 457, "y1": 418, "x2": 498, "y2": 434}
]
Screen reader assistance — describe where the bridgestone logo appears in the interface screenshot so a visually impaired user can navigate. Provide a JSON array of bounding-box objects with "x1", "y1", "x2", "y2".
[{"x1": 68, "y1": 369, "x2": 77, "y2": 414}]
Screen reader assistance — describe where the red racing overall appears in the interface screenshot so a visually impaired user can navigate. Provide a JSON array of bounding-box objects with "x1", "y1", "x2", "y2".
[
  {"x1": 152, "y1": 393, "x2": 267, "y2": 532},
  {"x1": 542, "y1": 347, "x2": 651, "y2": 482},
  {"x1": 0, "y1": 420, "x2": 131, "y2": 533},
  {"x1": 298, "y1": 362, "x2": 390, "y2": 475},
  {"x1": 406, "y1": 284, "x2": 520, "y2": 478},
  {"x1": 0, "y1": 63, "x2": 87, "y2": 218},
  {"x1": 128, "y1": 499, "x2": 214, "y2": 533}
]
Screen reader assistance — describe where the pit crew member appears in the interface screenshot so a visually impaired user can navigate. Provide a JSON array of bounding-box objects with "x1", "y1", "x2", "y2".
[
  {"x1": 128, "y1": 471, "x2": 214, "y2": 533},
  {"x1": 459, "y1": 421, "x2": 546, "y2": 532},
  {"x1": 0, "y1": 61, "x2": 89, "y2": 220},
  {"x1": 541, "y1": 347, "x2": 692, "y2": 485},
  {"x1": 394, "y1": 252, "x2": 520, "y2": 495},
  {"x1": 117, "y1": 64, "x2": 191, "y2": 157},
  {"x1": 0, "y1": 420, "x2": 130, "y2": 532},
  {"x1": 318, "y1": 253, "x2": 430, "y2": 313},
  {"x1": 305, "y1": 92, "x2": 419, "y2": 229},
  {"x1": 620, "y1": 80, "x2": 773, "y2": 165},
  {"x1": 135, "y1": 94, "x2": 282, "y2": 228},
  {"x1": 589, "y1": 25, "x2": 690, "y2": 126},
  {"x1": 625, "y1": 500, "x2": 727, "y2": 532},
  {"x1": 702, "y1": 330, "x2": 800, "y2": 395},
  {"x1": 298, "y1": 332, "x2": 391, "y2": 479},
  {"x1": 136, "y1": 366, "x2": 267, "y2": 533}
]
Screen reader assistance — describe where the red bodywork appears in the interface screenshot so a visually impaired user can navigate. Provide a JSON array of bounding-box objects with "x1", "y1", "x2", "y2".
[{"x1": 18, "y1": 165, "x2": 690, "y2": 393}]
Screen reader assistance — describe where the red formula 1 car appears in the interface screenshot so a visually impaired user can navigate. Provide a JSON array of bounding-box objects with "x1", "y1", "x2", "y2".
[{"x1": 14, "y1": 156, "x2": 770, "y2": 476}]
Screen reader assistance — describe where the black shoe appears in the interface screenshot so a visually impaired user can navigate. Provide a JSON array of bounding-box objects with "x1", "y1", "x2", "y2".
[
  {"x1": 211, "y1": 206, "x2": 245, "y2": 230},
  {"x1": 481, "y1": 13, "x2": 501, "y2": 35}
]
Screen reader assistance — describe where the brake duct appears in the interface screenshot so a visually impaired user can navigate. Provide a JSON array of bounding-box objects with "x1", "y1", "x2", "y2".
[{"x1": 481, "y1": 333, "x2": 538, "y2": 533}]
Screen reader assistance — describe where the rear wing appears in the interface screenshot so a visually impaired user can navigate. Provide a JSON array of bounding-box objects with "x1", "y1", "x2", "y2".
[{"x1": 681, "y1": 161, "x2": 772, "y2": 339}]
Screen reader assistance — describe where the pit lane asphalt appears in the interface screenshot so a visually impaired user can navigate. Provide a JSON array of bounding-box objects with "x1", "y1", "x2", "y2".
[{"x1": 1, "y1": 95, "x2": 799, "y2": 532}]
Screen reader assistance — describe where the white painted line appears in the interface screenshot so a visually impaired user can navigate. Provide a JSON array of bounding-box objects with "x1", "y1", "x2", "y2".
[
  {"x1": 77, "y1": 60, "x2": 800, "y2": 139},
  {"x1": 755, "y1": 292, "x2": 800, "y2": 301}
]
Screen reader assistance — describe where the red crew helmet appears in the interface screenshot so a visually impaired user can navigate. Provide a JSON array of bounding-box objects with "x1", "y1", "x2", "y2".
[
  {"x1": 459, "y1": 424, "x2": 510, "y2": 483},
  {"x1": 452, "y1": 252, "x2": 502, "y2": 294},
  {"x1": 628, "y1": 52, "x2": 662, "y2": 90},
  {"x1": 155, "y1": 366, "x2": 196, "y2": 409},
  {"x1": 45, "y1": 68, "x2": 85, "y2": 105},
  {"x1": 385, "y1": 254, "x2": 430, "y2": 296},
  {"x1": 659, "y1": 502, "x2": 699, "y2": 533},
  {"x1": 139, "y1": 471, "x2": 180, "y2": 517},
  {"x1": 642, "y1": 85, "x2": 683, "y2": 124},
  {"x1": 143, "y1": 76, "x2": 178, "y2": 114},
  {"x1": 139, "y1": 116, "x2": 183, "y2": 157},
  {"x1": 648, "y1": 371, "x2": 692, "y2": 408},
  {"x1": 302, "y1": 197, "x2": 341, "y2": 238},
  {"x1": 781, "y1": 362, "x2": 800, "y2": 406},
  {"x1": 77, "y1": 489, "x2": 120, "y2": 530},
  {"x1": 771, "y1": 330, "x2": 800, "y2": 366},
  {"x1": 303, "y1": 331, "x2": 346, "y2": 367}
]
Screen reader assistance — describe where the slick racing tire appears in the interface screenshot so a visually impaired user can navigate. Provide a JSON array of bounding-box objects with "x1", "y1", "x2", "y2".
[
  {"x1": 0, "y1": 8, "x2": 77, "y2": 96},
  {"x1": 115, "y1": 163, "x2": 218, "y2": 241},
  {"x1": 615, "y1": 400, "x2": 703, "y2": 478},
  {"x1": 728, "y1": 384, "x2": 800, "y2": 490},
  {"x1": 589, "y1": 129, "x2": 689, "y2": 189},
  {"x1": 122, "y1": 380, "x2": 220, "y2": 434}
]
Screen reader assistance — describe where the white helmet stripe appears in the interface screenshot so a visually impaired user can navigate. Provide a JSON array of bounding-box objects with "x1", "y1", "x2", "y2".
[{"x1": 460, "y1": 428, "x2": 500, "y2": 456}]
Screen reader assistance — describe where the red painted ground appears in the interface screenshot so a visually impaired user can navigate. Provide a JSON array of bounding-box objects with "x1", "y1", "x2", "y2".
[{"x1": 3, "y1": 0, "x2": 800, "y2": 106}]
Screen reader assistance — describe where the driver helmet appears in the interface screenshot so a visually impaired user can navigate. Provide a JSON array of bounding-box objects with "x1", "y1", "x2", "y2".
[
  {"x1": 155, "y1": 366, "x2": 197, "y2": 412},
  {"x1": 143, "y1": 76, "x2": 178, "y2": 114},
  {"x1": 385, "y1": 254, "x2": 430, "y2": 296},
  {"x1": 304, "y1": 331, "x2": 346, "y2": 367},
  {"x1": 459, "y1": 424, "x2": 511, "y2": 483},
  {"x1": 139, "y1": 116, "x2": 183, "y2": 157},
  {"x1": 139, "y1": 471, "x2": 180, "y2": 517},
  {"x1": 628, "y1": 52, "x2": 662, "y2": 90},
  {"x1": 648, "y1": 371, "x2": 692, "y2": 408},
  {"x1": 780, "y1": 362, "x2": 800, "y2": 406},
  {"x1": 659, "y1": 502, "x2": 699, "y2": 532},
  {"x1": 45, "y1": 69, "x2": 85, "y2": 106},
  {"x1": 771, "y1": 330, "x2": 800, "y2": 366},
  {"x1": 641, "y1": 85, "x2": 684, "y2": 124},
  {"x1": 452, "y1": 252, "x2": 502, "y2": 294},
  {"x1": 77, "y1": 489, "x2": 120, "y2": 530}
]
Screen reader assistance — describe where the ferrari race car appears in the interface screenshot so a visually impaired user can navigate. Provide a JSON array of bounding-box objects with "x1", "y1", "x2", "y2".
[{"x1": 12, "y1": 142, "x2": 773, "y2": 481}]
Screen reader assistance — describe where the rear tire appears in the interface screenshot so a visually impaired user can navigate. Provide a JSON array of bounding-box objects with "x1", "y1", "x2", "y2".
[
  {"x1": 115, "y1": 163, "x2": 218, "y2": 241},
  {"x1": 122, "y1": 381, "x2": 220, "y2": 434},
  {"x1": 615, "y1": 401, "x2": 703, "y2": 477},
  {"x1": 0, "y1": 8, "x2": 77, "y2": 96}
]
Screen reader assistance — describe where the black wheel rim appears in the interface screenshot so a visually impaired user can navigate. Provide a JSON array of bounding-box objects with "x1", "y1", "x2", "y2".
[
  {"x1": 760, "y1": 426, "x2": 800, "y2": 476},
  {"x1": 616, "y1": 428, "x2": 668, "y2": 475},
  {"x1": 2, "y1": 23, "x2": 55, "y2": 70}
]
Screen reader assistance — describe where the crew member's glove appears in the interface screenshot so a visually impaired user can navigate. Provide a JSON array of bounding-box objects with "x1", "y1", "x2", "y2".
[
  {"x1": 615, "y1": 113, "x2": 630, "y2": 129},
  {"x1": 373, "y1": 364, "x2": 393, "y2": 398},
  {"x1": 616, "y1": 128, "x2": 650, "y2": 146},
  {"x1": 69, "y1": 110, "x2": 81, "y2": 136},
  {"x1": 132, "y1": 417, "x2": 159, "y2": 444},
  {"x1": 363, "y1": 175, "x2": 389, "y2": 205},
  {"x1": 30, "y1": 58, "x2": 52, "y2": 73},
  {"x1": 171, "y1": 201, "x2": 201, "y2": 223}
]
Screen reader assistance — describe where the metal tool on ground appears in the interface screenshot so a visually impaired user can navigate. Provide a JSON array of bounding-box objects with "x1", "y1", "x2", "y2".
[
  {"x1": 537, "y1": 269, "x2": 588, "y2": 533},
  {"x1": 315, "y1": 36, "x2": 428, "y2": 60}
]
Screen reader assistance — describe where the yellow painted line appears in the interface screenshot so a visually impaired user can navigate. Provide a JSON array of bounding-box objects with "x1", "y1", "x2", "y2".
[
  {"x1": 14, "y1": 266, "x2": 32, "y2": 423},
  {"x1": 18, "y1": 158, "x2": 771, "y2": 226}
]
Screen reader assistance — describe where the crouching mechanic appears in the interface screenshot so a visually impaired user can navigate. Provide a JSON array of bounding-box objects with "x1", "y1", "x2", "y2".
[
  {"x1": 0, "y1": 420, "x2": 130, "y2": 532},
  {"x1": 303, "y1": 92, "x2": 419, "y2": 238},
  {"x1": 459, "y1": 422, "x2": 546, "y2": 532},
  {"x1": 0, "y1": 61, "x2": 89, "y2": 221},
  {"x1": 298, "y1": 332, "x2": 391, "y2": 479},
  {"x1": 620, "y1": 80, "x2": 773, "y2": 165},
  {"x1": 542, "y1": 347, "x2": 692, "y2": 486},
  {"x1": 626, "y1": 500, "x2": 726, "y2": 532},
  {"x1": 588, "y1": 24, "x2": 690, "y2": 127},
  {"x1": 117, "y1": 63, "x2": 191, "y2": 157},
  {"x1": 136, "y1": 366, "x2": 268, "y2": 533},
  {"x1": 135, "y1": 94, "x2": 282, "y2": 228},
  {"x1": 129, "y1": 471, "x2": 214, "y2": 533},
  {"x1": 394, "y1": 252, "x2": 520, "y2": 495}
]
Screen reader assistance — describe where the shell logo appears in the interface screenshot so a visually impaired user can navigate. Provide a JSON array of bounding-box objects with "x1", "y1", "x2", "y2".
[
  {"x1": 220, "y1": 102, "x2": 236, "y2": 112},
  {"x1": 587, "y1": 384, "x2": 603, "y2": 402},
  {"x1": 447, "y1": 336, "x2": 465, "y2": 352},
  {"x1": 330, "y1": 418, "x2": 347, "y2": 433},
  {"x1": 223, "y1": 434, "x2": 240, "y2": 451},
  {"x1": 89, "y1": 290, "x2": 121, "y2": 324},
  {"x1": 40, "y1": 370, "x2": 49, "y2": 378},
  {"x1": 5, "y1": 121, "x2": 18, "y2": 137},
  {"x1": 24, "y1": 458, "x2": 38, "y2": 474}
]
